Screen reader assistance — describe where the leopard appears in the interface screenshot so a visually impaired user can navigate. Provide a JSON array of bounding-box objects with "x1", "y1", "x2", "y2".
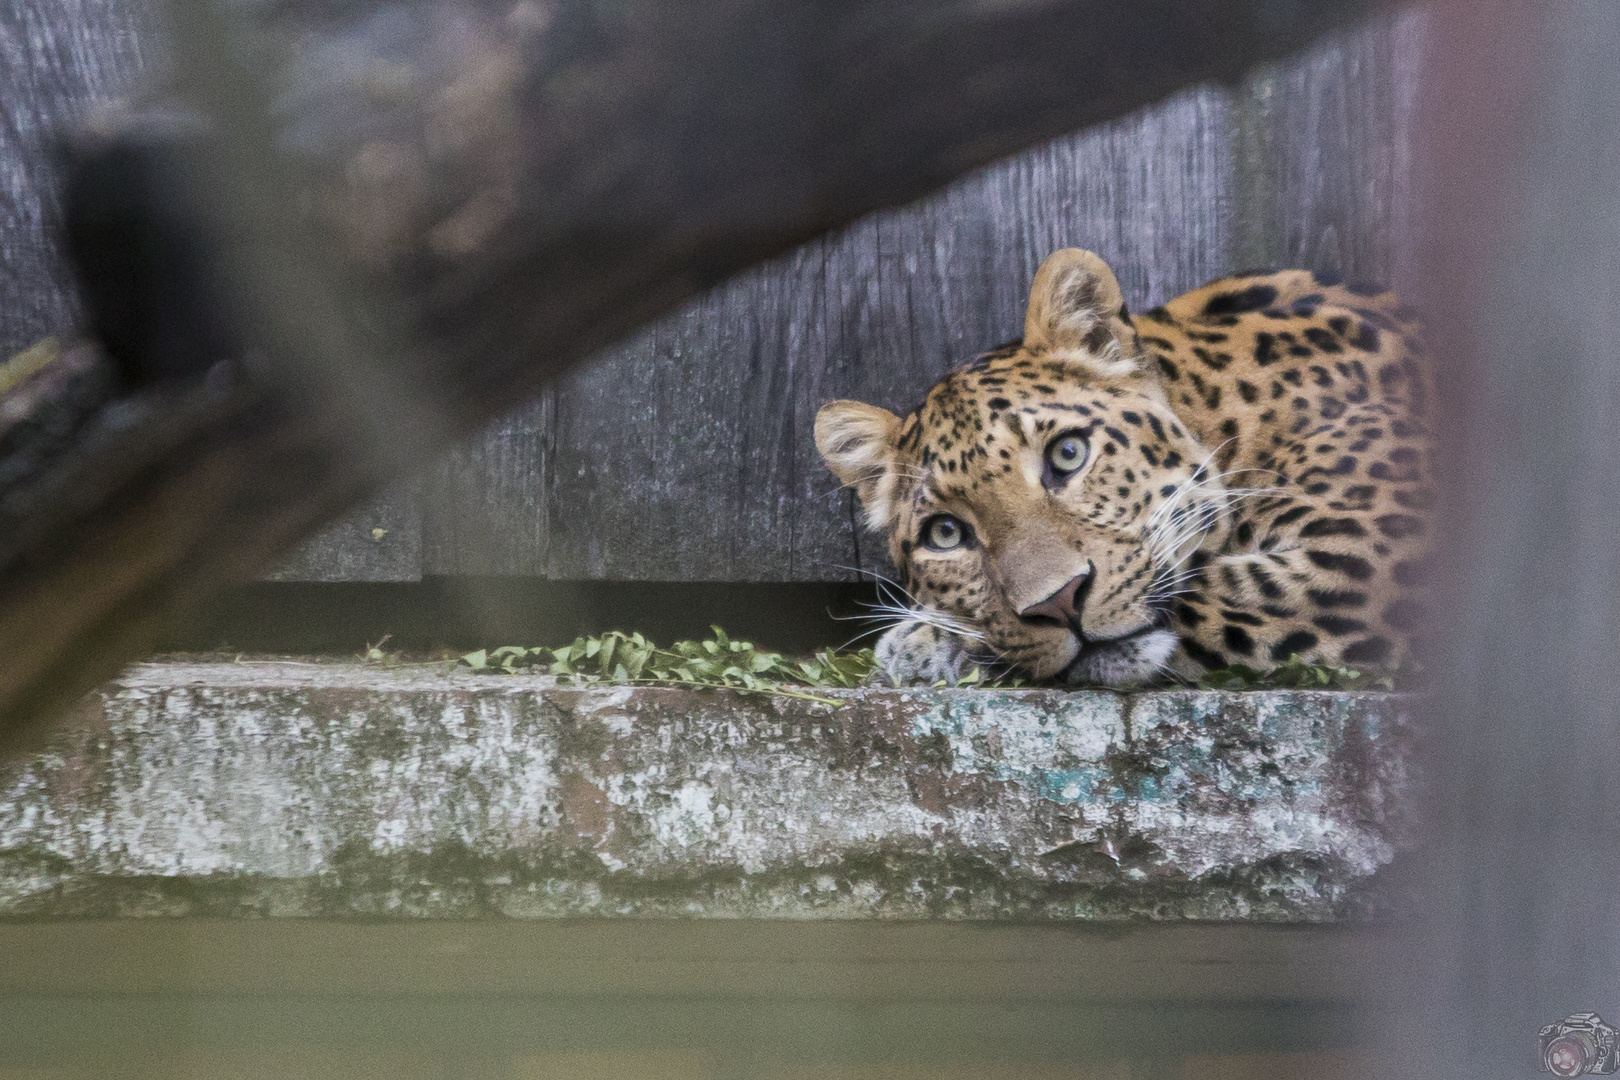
[{"x1": 814, "y1": 247, "x2": 1433, "y2": 688}]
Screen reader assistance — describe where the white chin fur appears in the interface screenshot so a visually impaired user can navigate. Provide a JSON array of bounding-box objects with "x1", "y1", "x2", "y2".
[{"x1": 1063, "y1": 629, "x2": 1178, "y2": 688}]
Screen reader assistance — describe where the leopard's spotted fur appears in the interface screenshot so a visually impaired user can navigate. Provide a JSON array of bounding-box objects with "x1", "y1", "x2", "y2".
[{"x1": 815, "y1": 249, "x2": 1432, "y2": 687}]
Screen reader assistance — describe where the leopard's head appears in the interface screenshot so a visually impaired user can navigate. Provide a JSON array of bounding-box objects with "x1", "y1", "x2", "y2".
[{"x1": 816, "y1": 249, "x2": 1227, "y2": 686}]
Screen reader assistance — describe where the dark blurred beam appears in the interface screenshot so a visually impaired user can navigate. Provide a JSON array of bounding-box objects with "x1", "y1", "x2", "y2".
[{"x1": 0, "y1": 0, "x2": 1396, "y2": 746}]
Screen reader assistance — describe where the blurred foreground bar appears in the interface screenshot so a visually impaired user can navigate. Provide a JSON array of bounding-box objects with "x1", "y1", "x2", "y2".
[{"x1": 0, "y1": 919, "x2": 1388, "y2": 1075}]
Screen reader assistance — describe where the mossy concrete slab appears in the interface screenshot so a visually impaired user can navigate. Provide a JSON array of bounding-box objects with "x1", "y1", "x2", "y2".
[{"x1": 0, "y1": 663, "x2": 1417, "y2": 920}]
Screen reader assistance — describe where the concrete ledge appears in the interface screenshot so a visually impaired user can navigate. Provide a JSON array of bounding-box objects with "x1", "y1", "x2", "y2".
[{"x1": 0, "y1": 663, "x2": 1417, "y2": 920}]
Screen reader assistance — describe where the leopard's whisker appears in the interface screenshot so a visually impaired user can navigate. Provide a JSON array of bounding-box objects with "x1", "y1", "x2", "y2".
[
  {"x1": 829, "y1": 622, "x2": 899, "y2": 652},
  {"x1": 829, "y1": 563, "x2": 989, "y2": 644}
]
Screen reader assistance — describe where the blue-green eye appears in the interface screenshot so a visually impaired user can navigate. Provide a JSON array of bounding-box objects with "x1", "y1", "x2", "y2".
[
  {"x1": 922, "y1": 515, "x2": 969, "y2": 551},
  {"x1": 1046, "y1": 432, "x2": 1089, "y2": 476}
]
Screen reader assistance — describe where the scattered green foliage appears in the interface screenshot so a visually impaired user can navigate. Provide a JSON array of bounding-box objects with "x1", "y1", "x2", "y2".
[
  {"x1": 457, "y1": 627, "x2": 879, "y2": 705},
  {"x1": 455, "y1": 631, "x2": 1400, "y2": 696},
  {"x1": 364, "y1": 635, "x2": 393, "y2": 663},
  {"x1": 935, "y1": 666, "x2": 1027, "y2": 689}
]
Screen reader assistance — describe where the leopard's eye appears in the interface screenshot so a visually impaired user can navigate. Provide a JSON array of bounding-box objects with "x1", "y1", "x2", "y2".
[
  {"x1": 1045, "y1": 432, "x2": 1089, "y2": 477},
  {"x1": 922, "y1": 515, "x2": 969, "y2": 552}
]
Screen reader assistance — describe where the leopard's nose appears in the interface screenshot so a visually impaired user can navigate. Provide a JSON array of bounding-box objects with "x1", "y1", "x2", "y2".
[{"x1": 1018, "y1": 570, "x2": 1093, "y2": 626}]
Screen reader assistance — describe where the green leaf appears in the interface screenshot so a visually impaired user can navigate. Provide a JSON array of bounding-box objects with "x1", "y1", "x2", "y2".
[{"x1": 457, "y1": 623, "x2": 1402, "y2": 697}]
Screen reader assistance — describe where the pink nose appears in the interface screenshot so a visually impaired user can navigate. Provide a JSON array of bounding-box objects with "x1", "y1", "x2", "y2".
[{"x1": 1019, "y1": 571, "x2": 1091, "y2": 625}]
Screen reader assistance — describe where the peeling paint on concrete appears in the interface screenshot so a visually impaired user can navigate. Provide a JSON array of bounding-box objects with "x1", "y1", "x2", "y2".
[{"x1": 0, "y1": 663, "x2": 1419, "y2": 920}]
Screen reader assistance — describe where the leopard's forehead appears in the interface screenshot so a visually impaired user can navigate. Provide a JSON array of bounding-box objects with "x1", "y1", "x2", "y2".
[
  {"x1": 899, "y1": 349, "x2": 1078, "y2": 443},
  {"x1": 891, "y1": 347, "x2": 1173, "y2": 500}
]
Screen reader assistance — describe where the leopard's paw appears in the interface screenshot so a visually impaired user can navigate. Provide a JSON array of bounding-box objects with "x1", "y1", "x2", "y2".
[{"x1": 871, "y1": 622, "x2": 986, "y2": 686}]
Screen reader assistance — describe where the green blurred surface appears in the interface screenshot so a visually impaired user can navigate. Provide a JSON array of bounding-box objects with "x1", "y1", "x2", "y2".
[{"x1": 0, "y1": 920, "x2": 1390, "y2": 1078}]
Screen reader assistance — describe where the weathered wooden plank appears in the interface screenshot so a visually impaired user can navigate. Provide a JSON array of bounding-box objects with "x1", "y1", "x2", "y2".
[
  {"x1": 0, "y1": 0, "x2": 154, "y2": 357},
  {"x1": 989, "y1": 88, "x2": 1237, "y2": 317},
  {"x1": 1229, "y1": 13, "x2": 1423, "y2": 287},
  {"x1": 566, "y1": 246, "x2": 815, "y2": 581},
  {"x1": 420, "y1": 241, "x2": 835, "y2": 583},
  {"x1": 416, "y1": 397, "x2": 553, "y2": 578},
  {"x1": 263, "y1": 477, "x2": 422, "y2": 583}
]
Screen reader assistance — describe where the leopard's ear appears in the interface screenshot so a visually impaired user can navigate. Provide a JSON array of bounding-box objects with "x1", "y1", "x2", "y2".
[
  {"x1": 1023, "y1": 248, "x2": 1143, "y2": 376},
  {"x1": 815, "y1": 400, "x2": 903, "y2": 528}
]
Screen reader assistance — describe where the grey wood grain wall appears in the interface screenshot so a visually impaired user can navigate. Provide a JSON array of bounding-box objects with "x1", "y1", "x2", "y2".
[
  {"x1": 0, "y1": 0, "x2": 157, "y2": 358},
  {"x1": 0, "y1": 4, "x2": 1425, "y2": 585}
]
